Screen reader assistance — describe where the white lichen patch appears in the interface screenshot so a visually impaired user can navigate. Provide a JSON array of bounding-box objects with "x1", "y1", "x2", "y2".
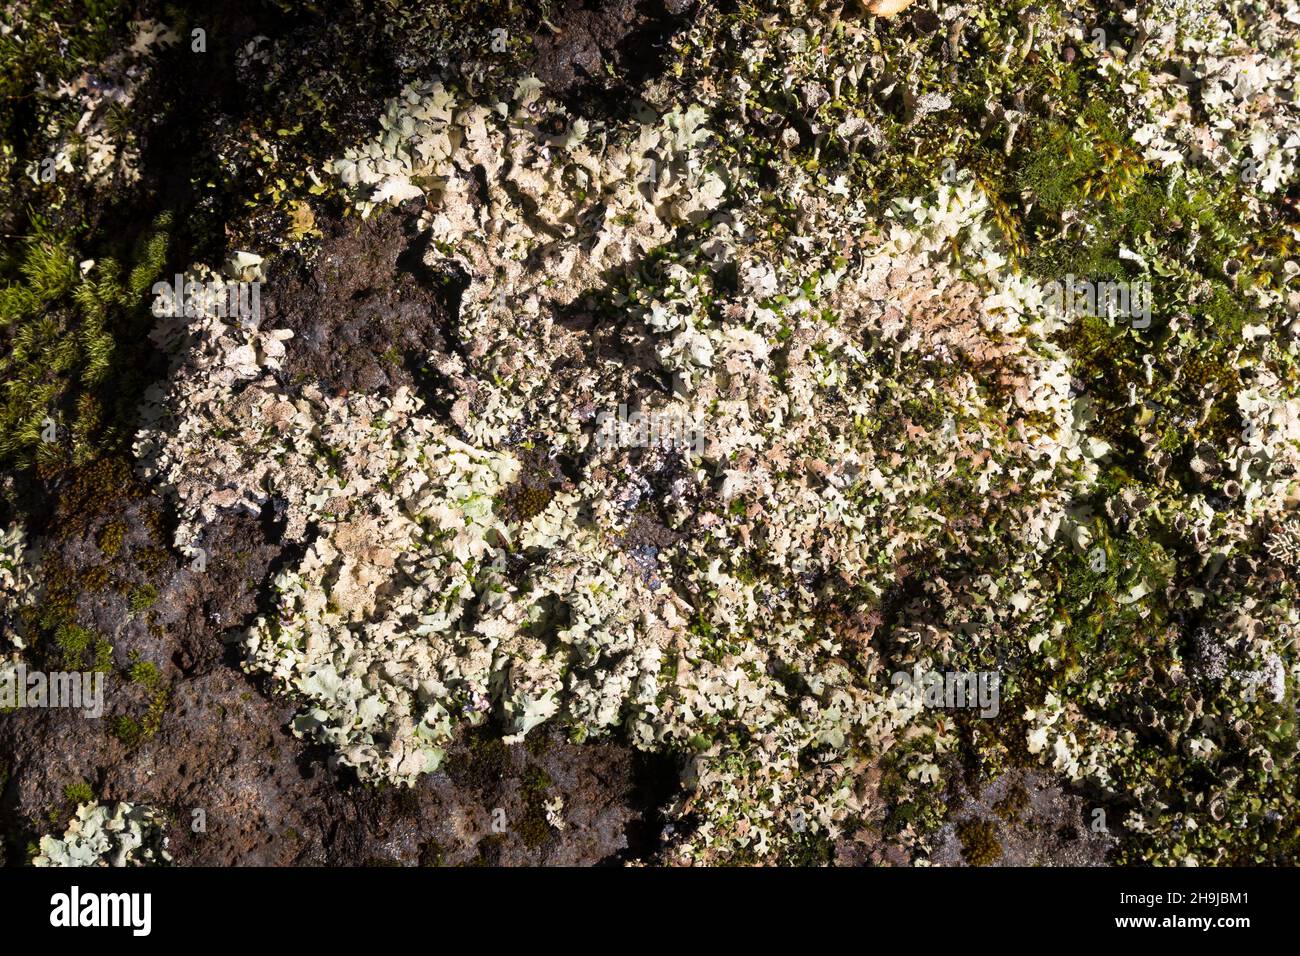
[
  {"x1": 34, "y1": 802, "x2": 171, "y2": 867},
  {"x1": 135, "y1": 67, "x2": 1111, "y2": 866},
  {"x1": 1113, "y1": 1, "x2": 1300, "y2": 194},
  {"x1": 131, "y1": 0, "x2": 1300, "y2": 862},
  {"x1": 0, "y1": 523, "x2": 38, "y2": 651},
  {"x1": 23, "y1": 19, "x2": 177, "y2": 189}
]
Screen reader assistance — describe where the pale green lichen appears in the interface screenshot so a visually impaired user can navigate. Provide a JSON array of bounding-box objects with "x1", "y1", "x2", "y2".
[
  {"x1": 8, "y1": 0, "x2": 1300, "y2": 867},
  {"x1": 33, "y1": 801, "x2": 171, "y2": 867}
]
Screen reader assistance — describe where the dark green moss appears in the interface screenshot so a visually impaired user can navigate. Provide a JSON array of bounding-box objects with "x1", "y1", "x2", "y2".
[
  {"x1": 128, "y1": 584, "x2": 159, "y2": 613},
  {"x1": 470, "y1": 832, "x2": 506, "y2": 866},
  {"x1": 80, "y1": 565, "x2": 111, "y2": 592},
  {"x1": 110, "y1": 681, "x2": 168, "y2": 749},
  {"x1": 782, "y1": 827, "x2": 836, "y2": 867},
  {"x1": 517, "y1": 763, "x2": 554, "y2": 850},
  {"x1": 957, "y1": 817, "x2": 1002, "y2": 867},
  {"x1": 134, "y1": 546, "x2": 171, "y2": 578},
  {"x1": 109, "y1": 715, "x2": 144, "y2": 748},
  {"x1": 494, "y1": 445, "x2": 563, "y2": 523},
  {"x1": 443, "y1": 730, "x2": 509, "y2": 799},
  {"x1": 96, "y1": 520, "x2": 127, "y2": 557},
  {"x1": 418, "y1": 838, "x2": 445, "y2": 867},
  {"x1": 524, "y1": 731, "x2": 551, "y2": 759},
  {"x1": 993, "y1": 782, "x2": 1031, "y2": 823}
]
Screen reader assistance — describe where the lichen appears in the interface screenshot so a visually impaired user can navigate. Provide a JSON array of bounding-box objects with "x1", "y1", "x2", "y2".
[
  {"x1": 5, "y1": 0, "x2": 1300, "y2": 867},
  {"x1": 32, "y1": 801, "x2": 171, "y2": 867}
]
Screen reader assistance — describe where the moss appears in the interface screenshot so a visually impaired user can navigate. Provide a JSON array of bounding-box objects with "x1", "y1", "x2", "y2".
[
  {"x1": 470, "y1": 832, "x2": 506, "y2": 866},
  {"x1": 957, "y1": 817, "x2": 1003, "y2": 867},
  {"x1": 91, "y1": 638, "x2": 114, "y2": 674},
  {"x1": 524, "y1": 730, "x2": 551, "y2": 759},
  {"x1": 96, "y1": 520, "x2": 127, "y2": 557},
  {"x1": 879, "y1": 733, "x2": 948, "y2": 837},
  {"x1": 781, "y1": 828, "x2": 836, "y2": 867},
  {"x1": 110, "y1": 714, "x2": 144, "y2": 747},
  {"x1": 111, "y1": 679, "x2": 168, "y2": 749},
  {"x1": 993, "y1": 781, "x2": 1031, "y2": 823},
  {"x1": 128, "y1": 659, "x2": 161, "y2": 690},
  {"x1": 418, "y1": 838, "x2": 445, "y2": 866},
  {"x1": 54, "y1": 623, "x2": 92, "y2": 662},
  {"x1": 0, "y1": 213, "x2": 171, "y2": 473},
  {"x1": 62, "y1": 781, "x2": 94, "y2": 806},
  {"x1": 53, "y1": 458, "x2": 139, "y2": 539},
  {"x1": 443, "y1": 730, "x2": 509, "y2": 799},
  {"x1": 52, "y1": 623, "x2": 113, "y2": 674},
  {"x1": 517, "y1": 763, "x2": 553, "y2": 850},
  {"x1": 109, "y1": 709, "x2": 150, "y2": 748},
  {"x1": 80, "y1": 565, "x2": 111, "y2": 592},
  {"x1": 134, "y1": 546, "x2": 171, "y2": 577},
  {"x1": 0, "y1": 2, "x2": 135, "y2": 133},
  {"x1": 128, "y1": 584, "x2": 159, "y2": 613},
  {"x1": 495, "y1": 446, "x2": 562, "y2": 523}
]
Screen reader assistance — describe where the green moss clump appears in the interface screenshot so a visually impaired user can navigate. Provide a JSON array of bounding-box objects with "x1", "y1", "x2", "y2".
[
  {"x1": 111, "y1": 673, "x2": 168, "y2": 749},
  {"x1": 0, "y1": 214, "x2": 170, "y2": 475},
  {"x1": 96, "y1": 520, "x2": 127, "y2": 557},
  {"x1": 128, "y1": 584, "x2": 159, "y2": 613},
  {"x1": 517, "y1": 763, "x2": 553, "y2": 850},
  {"x1": 62, "y1": 781, "x2": 94, "y2": 805},
  {"x1": 54, "y1": 623, "x2": 92, "y2": 661},
  {"x1": 443, "y1": 730, "x2": 509, "y2": 798},
  {"x1": 52, "y1": 623, "x2": 113, "y2": 673},
  {"x1": 508, "y1": 483, "x2": 554, "y2": 521},
  {"x1": 418, "y1": 838, "x2": 445, "y2": 866},
  {"x1": 993, "y1": 782, "x2": 1031, "y2": 823},
  {"x1": 495, "y1": 447, "x2": 562, "y2": 523},
  {"x1": 957, "y1": 817, "x2": 1003, "y2": 867},
  {"x1": 128, "y1": 659, "x2": 161, "y2": 690},
  {"x1": 109, "y1": 714, "x2": 143, "y2": 747},
  {"x1": 48, "y1": 779, "x2": 96, "y2": 826}
]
